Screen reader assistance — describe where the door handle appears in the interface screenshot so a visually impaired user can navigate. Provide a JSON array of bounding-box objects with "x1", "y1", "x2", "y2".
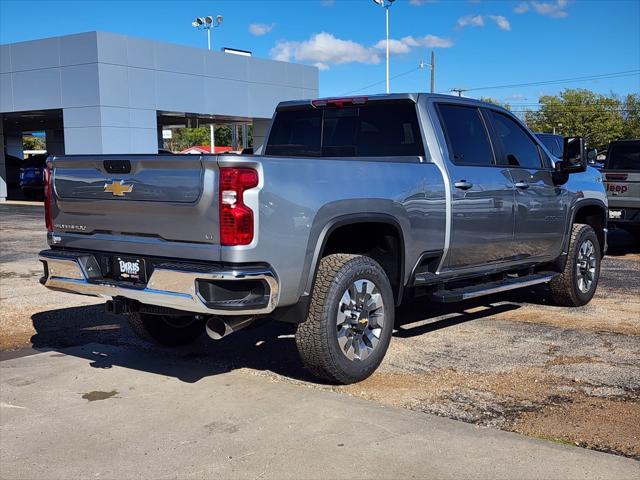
[
  {"x1": 454, "y1": 180, "x2": 473, "y2": 190},
  {"x1": 514, "y1": 181, "x2": 530, "y2": 189}
]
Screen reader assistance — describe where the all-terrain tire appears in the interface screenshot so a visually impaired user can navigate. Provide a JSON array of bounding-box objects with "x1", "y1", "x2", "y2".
[
  {"x1": 127, "y1": 312, "x2": 205, "y2": 346},
  {"x1": 550, "y1": 224, "x2": 601, "y2": 307},
  {"x1": 295, "y1": 254, "x2": 395, "y2": 384}
]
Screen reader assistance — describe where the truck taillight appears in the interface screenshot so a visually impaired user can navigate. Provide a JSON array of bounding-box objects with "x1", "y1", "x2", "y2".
[
  {"x1": 44, "y1": 166, "x2": 53, "y2": 232},
  {"x1": 219, "y1": 167, "x2": 259, "y2": 246}
]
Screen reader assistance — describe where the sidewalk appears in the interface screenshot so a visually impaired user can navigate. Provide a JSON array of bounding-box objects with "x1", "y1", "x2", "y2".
[{"x1": 2, "y1": 343, "x2": 638, "y2": 480}]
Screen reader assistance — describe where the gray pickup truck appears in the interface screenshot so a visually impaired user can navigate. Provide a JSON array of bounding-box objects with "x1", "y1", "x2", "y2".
[{"x1": 39, "y1": 94, "x2": 608, "y2": 384}]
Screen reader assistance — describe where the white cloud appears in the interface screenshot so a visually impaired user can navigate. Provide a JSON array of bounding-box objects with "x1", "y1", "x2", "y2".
[
  {"x1": 404, "y1": 34, "x2": 454, "y2": 48},
  {"x1": 489, "y1": 15, "x2": 511, "y2": 31},
  {"x1": 270, "y1": 32, "x2": 453, "y2": 69},
  {"x1": 531, "y1": 0, "x2": 569, "y2": 18},
  {"x1": 320, "y1": 0, "x2": 334, "y2": 5},
  {"x1": 248, "y1": 23, "x2": 274, "y2": 36},
  {"x1": 373, "y1": 35, "x2": 453, "y2": 53},
  {"x1": 457, "y1": 14, "x2": 485, "y2": 28},
  {"x1": 270, "y1": 33, "x2": 380, "y2": 68},
  {"x1": 376, "y1": 35, "x2": 454, "y2": 54},
  {"x1": 457, "y1": 14, "x2": 511, "y2": 31},
  {"x1": 515, "y1": 0, "x2": 569, "y2": 18},
  {"x1": 409, "y1": 0, "x2": 438, "y2": 5},
  {"x1": 374, "y1": 38, "x2": 412, "y2": 55}
]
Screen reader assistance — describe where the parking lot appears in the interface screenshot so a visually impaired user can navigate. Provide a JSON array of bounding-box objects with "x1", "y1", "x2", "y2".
[{"x1": 1, "y1": 202, "x2": 639, "y2": 477}]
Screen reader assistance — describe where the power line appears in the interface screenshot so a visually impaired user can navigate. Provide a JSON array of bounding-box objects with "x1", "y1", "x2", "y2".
[
  {"x1": 342, "y1": 66, "x2": 420, "y2": 95},
  {"x1": 463, "y1": 69, "x2": 640, "y2": 92},
  {"x1": 342, "y1": 67, "x2": 639, "y2": 99}
]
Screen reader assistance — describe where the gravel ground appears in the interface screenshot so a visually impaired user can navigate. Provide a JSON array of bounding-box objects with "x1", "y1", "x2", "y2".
[{"x1": 1, "y1": 202, "x2": 639, "y2": 458}]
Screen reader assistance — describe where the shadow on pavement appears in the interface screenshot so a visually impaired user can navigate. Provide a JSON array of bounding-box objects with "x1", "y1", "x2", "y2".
[
  {"x1": 606, "y1": 229, "x2": 640, "y2": 256},
  {"x1": 30, "y1": 293, "x2": 525, "y2": 384},
  {"x1": 30, "y1": 228, "x2": 635, "y2": 385}
]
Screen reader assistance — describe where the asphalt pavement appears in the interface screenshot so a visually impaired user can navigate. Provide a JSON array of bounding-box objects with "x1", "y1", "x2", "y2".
[
  {"x1": 2, "y1": 343, "x2": 639, "y2": 480},
  {"x1": 1, "y1": 201, "x2": 639, "y2": 479}
]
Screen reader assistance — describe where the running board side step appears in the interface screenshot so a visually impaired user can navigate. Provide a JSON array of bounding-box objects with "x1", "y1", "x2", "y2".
[{"x1": 430, "y1": 273, "x2": 557, "y2": 303}]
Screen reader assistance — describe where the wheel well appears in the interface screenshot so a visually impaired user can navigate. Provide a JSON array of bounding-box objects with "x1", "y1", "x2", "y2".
[
  {"x1": 321, "y1": 222, "x2": 403, "y2": 303},
  {"x1": 574, "y1": 204, "x2": 606, "y2": 253}
]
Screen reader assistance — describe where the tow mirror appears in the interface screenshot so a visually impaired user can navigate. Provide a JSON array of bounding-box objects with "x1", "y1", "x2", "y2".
[{"x1": 557, "y1": 137, "x2": 587, "y2": 174}]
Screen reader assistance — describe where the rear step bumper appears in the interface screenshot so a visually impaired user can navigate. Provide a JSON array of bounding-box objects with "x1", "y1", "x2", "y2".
[{"x1": 38, "y1": 250, "x2": 279, "y2": 316}]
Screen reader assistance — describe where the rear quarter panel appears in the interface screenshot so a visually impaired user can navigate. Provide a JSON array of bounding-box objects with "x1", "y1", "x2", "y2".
[{"x1": 218, "y1": 155, "x2": 446, "y2": 306}]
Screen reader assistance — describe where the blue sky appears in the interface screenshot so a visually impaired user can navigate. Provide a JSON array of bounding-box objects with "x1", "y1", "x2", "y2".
[{"x1": 1, "y1": 0, "x2": 639, "y2": 108}]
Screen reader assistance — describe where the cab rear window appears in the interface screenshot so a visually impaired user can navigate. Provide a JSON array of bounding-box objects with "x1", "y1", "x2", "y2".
[
  {"x1": 606, "y1": 141, "x2": 640, "y2": 170},
  {"x1": 265, "y1": 102, "x2": 424, "y2": 158}
]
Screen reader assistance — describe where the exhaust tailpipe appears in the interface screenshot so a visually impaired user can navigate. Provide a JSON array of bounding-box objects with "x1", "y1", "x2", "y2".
[{"x1": 206, "y1": 316, "x2": 255, "y2": 340}]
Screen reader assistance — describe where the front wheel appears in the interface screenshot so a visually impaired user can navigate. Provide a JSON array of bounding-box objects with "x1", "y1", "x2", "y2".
[
  {"x1": 550, "y1": 224, "x2": 601, "y2": 307},
  {"x1": 295, "y1": 254, "x2": 395, "y2": 384}
]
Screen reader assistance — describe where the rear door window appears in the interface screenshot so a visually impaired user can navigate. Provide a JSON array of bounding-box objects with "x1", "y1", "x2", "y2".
[
  {"x1": 606, "y1": 142, "x2": 640, "y2": 170},
  {"x1": 355, "y1": 103, "x2": 424, "y2": 157},
  {"x1": 437, "y1": 104, "x2": 495, "y2": 166},
  {"x1": 489, "y1": 111, "x2": 543, "y2": 169},
  {"x1": 265, "y1": 101, "x2": 424, "y2": 158}
]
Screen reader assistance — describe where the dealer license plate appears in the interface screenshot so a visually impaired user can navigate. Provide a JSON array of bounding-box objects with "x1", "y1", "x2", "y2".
[{"x1": 113, "y1": 256, "x2": 146, "y2": 283}]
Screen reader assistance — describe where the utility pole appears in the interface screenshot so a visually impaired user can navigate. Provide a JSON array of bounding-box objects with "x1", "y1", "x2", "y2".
[
  {"x1": 430, "y1": 51, "x2": 435, "y2": 94},
  {"x1": 451, "y1": 88, "x2": 467, "y2": 97},
  {"x1": 419, "y1": 51, "x2": 436, "y2": 94}
]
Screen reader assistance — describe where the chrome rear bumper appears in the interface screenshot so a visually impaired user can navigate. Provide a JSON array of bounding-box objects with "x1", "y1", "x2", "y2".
[{"x1": 39, "y1": 250, "x2": 279, "y2": 316}]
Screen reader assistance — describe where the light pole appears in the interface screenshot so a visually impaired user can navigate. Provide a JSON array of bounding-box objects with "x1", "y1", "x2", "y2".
[
  {"x1": 372, "y1": 0, "x2": 395, "y2": 94},
  {"x1": 553, "y1": 123, "x2": 563, "y2": 135},
  {"x1": 192, "y1": 15, "x2": 223, "y2": 152},
  {"x1": 192, "y1": 15, "x2": 223, "y2": 51}
]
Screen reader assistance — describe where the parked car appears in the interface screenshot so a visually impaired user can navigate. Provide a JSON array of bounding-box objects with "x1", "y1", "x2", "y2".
[
  {"x1": 19, "y1": 153, "x2": 47, "y2": 198},
  {"x1": 601, "y1": 139, "x2": 640, "y2": 238},
  {"x1": 534, "y1": 133, "x2": 564, "y2": 159},
  {"x1": 38, "y1": 94, "x2": 607, "y2": 384},
  {"x1": 4, "y1": 154, "x2": 23, "y2": 188},
  {"x1": 535, "y1": 133, "x2": 602, "y2": 169}
]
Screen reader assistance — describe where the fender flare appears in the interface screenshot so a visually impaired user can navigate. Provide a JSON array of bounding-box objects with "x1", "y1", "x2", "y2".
[
  {"x1": 558, "y1": 199, "x2": 608, "y2": 267},
  {"x1": 301, "y1": 213, "x2": 407, "y2": 306}
]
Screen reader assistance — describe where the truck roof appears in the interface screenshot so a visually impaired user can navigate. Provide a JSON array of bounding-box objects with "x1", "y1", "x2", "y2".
[{"x1": 276, "y1": 93, "x2": 510, "y2": 112}]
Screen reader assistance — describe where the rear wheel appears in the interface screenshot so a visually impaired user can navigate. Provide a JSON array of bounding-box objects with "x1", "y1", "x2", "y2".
[
  {"x1": 127, "y1": 312, "x2": 205, "y2": 346},
  {"x1": 550, "y1": 224, "x2": 601, "y2": 307},
  {"x1": 295, "y1": 254, "x2": 394, "y2": 384}
]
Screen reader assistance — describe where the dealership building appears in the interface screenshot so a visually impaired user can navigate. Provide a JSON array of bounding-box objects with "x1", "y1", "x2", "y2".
[{"x1": 0, "y1": 31, "x2": 319, "y2": 200}]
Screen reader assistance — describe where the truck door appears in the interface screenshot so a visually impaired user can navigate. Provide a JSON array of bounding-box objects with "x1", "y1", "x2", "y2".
[
  {"x1": 484, "y1": 109, "x2": 566, "y2": 260},
  {"x1": 436, "y1": 103, "x2": 517, "y2": 269}
]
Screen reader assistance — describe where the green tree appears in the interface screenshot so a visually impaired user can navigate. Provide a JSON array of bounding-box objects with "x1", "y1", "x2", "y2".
[
  {"x1": 215, "y1": 125, "x2": 232, "y2": 147},
  {"x1": 23, "y1": 135, "x2": 46, "y2": 150},
  {"x1": 479, "y1": 97, "x2": 511, "y2": 110},
  {"x1": 166, "y1": 125, "x2": 233, "y2": 152},
  {"x1": 524, "y1": 89, "x2": 625, "y2": 150},
  {"x1": 622, "y1": 93, "x2": 640, "y2": 139}
]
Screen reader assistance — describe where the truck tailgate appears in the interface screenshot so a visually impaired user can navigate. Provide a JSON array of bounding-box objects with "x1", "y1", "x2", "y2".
[
  {"x1": 604, "y1": 170, "x2": 640, "y2": 209},
  {"x1": 50, "y1": 154, "x2": 220, "y2": 249}
]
